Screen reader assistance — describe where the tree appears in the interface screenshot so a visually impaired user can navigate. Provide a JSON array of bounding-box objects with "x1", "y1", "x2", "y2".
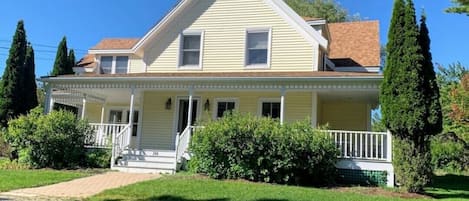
[
  {"x1": 0, "y1": 21, "x2": 28, "y2": 127},
  {"x1": 51, "y1": 37, "x2": 73, "y2": 76},
  {"x1": 68, "y1": 49, "x2": 76, "y2": 69},
  {"x1": 446, "y1": 0, "x2": 469, "y2": 15},
  {"x1": 22, "y1": 44, "x2": 39, "y2": 113},
  {"x1": 285, "y1": 0, "x2": 359, "y2": 23},
  {"x1": 380, "y1": 0, "x2": 441, "y2": 192}
]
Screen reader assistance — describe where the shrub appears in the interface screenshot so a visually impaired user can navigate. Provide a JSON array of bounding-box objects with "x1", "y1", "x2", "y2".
[
  {"x1": 431, "y1": 133, "x2": 468, "y2": 173},
  {"x1": 4, "y1": 107, "x2": 93, "y2": 169},
  {"x1": 393, "y1": 137, "x2": 432, "y2": 192},
  {"x1": 190, "y1": 112, "x2": 338, "y2": 186},
  {"x1": 85, "y1": 148, "x2": 111, "y2": 168}
]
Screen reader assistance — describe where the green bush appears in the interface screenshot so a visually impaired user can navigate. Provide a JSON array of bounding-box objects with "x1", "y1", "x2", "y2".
[
  {"x1": 85, "y1": 148, "x2": 111, "y2": 168},
  {"x1": 190, "y1": 112, "x2": 338, "y2": 186},
  {"x1": 4, "y1": 107, "x2": 93, "y2": 169},
  {"x1": 393, "y1": 137, "x2": 432, "y2": 192},
  {"x1": 431, "y1": 133, "x2": 468, "y2": 173}
]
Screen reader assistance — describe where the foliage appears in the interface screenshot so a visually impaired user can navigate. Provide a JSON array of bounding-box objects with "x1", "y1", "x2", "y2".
[
  {"x1": 285, "y1": 0, "x2": 360, "y2": 23},
  {"x1": 85, "y1": 148, "x2": 111, "y2": 168},
  {"x1": 89, "y1": 173, "x2": 469, "y2": 201},
  {"x1": 0, "y1": 157, "x2": 30, "y2": 170},
  {"x1": 4, "y1": 107, "x2": 93, "y2": 169},
  {"x1": 190, "y1": 112, "x2": 338, "y2": 186},
  {"x1": 51, "y1": 37, "x2": 74, "y2": 76},
  {"x1": 446, "y1": 0, "x2": 469, "y2": 15},
  {"x1": 68, "y1": 49, "x2": 76, "y2": 68},
  {"x1": 22, "y1": 44, "x2": 39, "y2": 115},
  {"x1": 371, "y1": 111, "x2": 386, "y2": 132},
  {"x1": 380, "y1": 0, "x2": 442, "y2": 192},
  {"x1": 0, "y1": 169, "x2": 89, "y2": 192},
  {"x1": 0, "y1": 21, "x2": 28, "y2": 127},
  {"x1": 431, "y1": 133, "x2": 468, "y2": 173}
]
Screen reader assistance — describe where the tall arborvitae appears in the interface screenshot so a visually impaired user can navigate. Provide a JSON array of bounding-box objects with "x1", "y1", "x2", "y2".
[
  {"x1": 418, "y1": 14, "x2": 443, "y2": 137},
  {"x1": 22, "y1": 44, "x2": 38, "y2": 113},
  {"x1": 68, "y1": 49, "x2": 76, "y2": 69},
  {"x1": 0, "y1": 21, "x2": 28, "y2": 127},
  {"x1": 51, "y1": 37, "x2": 73, "y2": 76}
]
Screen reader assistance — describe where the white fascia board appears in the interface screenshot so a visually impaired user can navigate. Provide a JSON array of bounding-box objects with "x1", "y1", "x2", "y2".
[
  {"x1": 306, "y1": 20, "x2": 327, "y2": 26},
  {"x1": 131, "y1": 0, "x2": 192, "y2": 52},
  {"x1": 266, "y1": 0, "x2": 328, "y2": 49}
]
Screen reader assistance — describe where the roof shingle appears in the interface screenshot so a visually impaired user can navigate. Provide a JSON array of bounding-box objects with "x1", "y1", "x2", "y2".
[
  {"x1": 91, "y1": 38, "x2": 140, "y2": 50},
  {"x1": 327, "y1": 21, "x2": 380, "y2": 67}
]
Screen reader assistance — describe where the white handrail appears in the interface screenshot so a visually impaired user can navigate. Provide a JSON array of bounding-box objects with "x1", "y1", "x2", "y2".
[
  {"x1": 175, "y1": 126, "x2": 192, "y2": 164},
  {"x1": 111, "y1": 125, "x2": 131, "y2": 167},
  {"x1": 325, "y1": 130, "x2": 389, "y2": 161},
  {"x1": 86, "y1": 123, "x2": 128, "y2": 148}
]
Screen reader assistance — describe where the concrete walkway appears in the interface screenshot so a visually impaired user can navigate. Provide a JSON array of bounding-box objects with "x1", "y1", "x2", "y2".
[{"x1": 0, "y1": 172, "x2": 160, "y2": 200}]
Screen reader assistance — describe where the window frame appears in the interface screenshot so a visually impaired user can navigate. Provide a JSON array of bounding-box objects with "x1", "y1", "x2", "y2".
[
  {"x1": 245, "y1": 27, "x2": 272, "y2": 69},
  {"x1": 178, "y1": 30, "x2": 204, "y2": 70},
  {"x1": 213, "y1": 98, "x2": 239, "y2": 119},
  {"x1": 98, "y1": 55, "x2": 130, "y2": 74},
  {"x1": 258, "y1": 98, "x2": 281, "y2": 119}
]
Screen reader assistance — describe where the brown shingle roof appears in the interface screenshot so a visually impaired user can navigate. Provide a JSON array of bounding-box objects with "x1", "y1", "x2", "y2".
[
  {"x1": 76, "y1": 54, "x2": 96, "y2": 68},
  {"x1": 328, "y1": 21, "x2": 380, "y2": 67},
  {"x1": 91, "y1": 38, "x2": 140, "y2": 50}
]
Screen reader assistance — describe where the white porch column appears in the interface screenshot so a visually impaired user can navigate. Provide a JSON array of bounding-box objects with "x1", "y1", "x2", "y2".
[
  {"x1": 386, "y1": 130, "x2": 394, "y2": 187},
  {"x1": 311, "y1": 92, "x2": 318, "y2": 128},
  {"x1": 100, "y1": 103, "x2": 106, "y2": 124},
  {"x1": 81, "y1": 95, "x2": 87, "y2": 120},
  {"x1": 187, "y1": 88, "x2": 194, "y2": 128},
  {"x1": 44, "y1": 84, "x2": 53, "y2": 114},
  {"x1": 128, "y1": 86, "x2": 136, "y2": 144},
  {"x1": 280, "y1": 89, "x2": 286, "y2": 125}
]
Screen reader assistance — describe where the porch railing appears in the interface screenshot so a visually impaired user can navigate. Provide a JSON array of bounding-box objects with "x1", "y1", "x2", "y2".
[
  {"x1": 86, "y1": 123, "x2": 128, "y2": 148},
  {"x1": 175, "y1": 126, "x2": 192, "y2": 164},
  {"x1": 111, "y1": 125, "x2": 131, "y2": 166},
  {"x1": 325, "y1": 130, "x2": 391, "y2": 161}
]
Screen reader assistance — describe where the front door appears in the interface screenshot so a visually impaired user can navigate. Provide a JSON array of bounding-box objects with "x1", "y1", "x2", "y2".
[{"x1": 177, "y1": 99, "x2": 198, "y2": 133}]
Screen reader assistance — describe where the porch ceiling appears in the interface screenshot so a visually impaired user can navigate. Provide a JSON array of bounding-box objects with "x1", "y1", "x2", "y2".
[{"x1": 53, "y1": 88, "x2": 143, "y2": 105}]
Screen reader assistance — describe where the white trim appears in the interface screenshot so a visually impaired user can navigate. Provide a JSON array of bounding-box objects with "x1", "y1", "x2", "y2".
[
  {"x1": 98, "y1": 55, "x2": 130, "y2": 74},
  {"x1": 266, "y1": 0, "x2": 328, "y2": 49},
  {"x1": 212, "y1": 98, "x2": 240, "y2": 119},
  {"x1": 258, "y1": 98, "x2": 281, "y2": 118},
  {"x1": 334, "y1": 66, "x2": 381, "y2": 73},
  {"x1": 306, "y1": 19, "x2": 327, "y2": 26},
  {"x1": 245, "y1": 27, "x2": 272, "y2": 69}
]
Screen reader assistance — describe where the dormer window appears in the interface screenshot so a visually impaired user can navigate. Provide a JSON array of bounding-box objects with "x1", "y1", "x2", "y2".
[
  {"x1": 100, "y1": 56, "x2": 129, "y2": 74},
  {"x1": 179, "y1": 30, "x2": 204, "y2": 69}
]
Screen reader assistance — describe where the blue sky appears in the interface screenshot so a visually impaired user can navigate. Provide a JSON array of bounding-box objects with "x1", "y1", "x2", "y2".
[{"x1": 0, "y1": 0, "x2": 467, "y2": 77}]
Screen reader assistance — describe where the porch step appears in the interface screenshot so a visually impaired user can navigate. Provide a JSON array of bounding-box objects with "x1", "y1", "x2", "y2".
[{"x1": 115, "y1": 149, "x2": 177, "y2": 174}]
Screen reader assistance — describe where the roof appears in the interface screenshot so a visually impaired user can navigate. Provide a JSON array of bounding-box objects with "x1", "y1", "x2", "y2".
[
  {"x1": 302, "y1": 16, "x2": 323, "y2": 21},
  {"x1": 328, "y1": 21, "x2": 380, "y2": 67},
  {"x1": 76, "y1": 54, "x2": 96, "y2": 68},
  {"x1": 90, "y1": 38, "x2": 140, "y2": 50},
  {"x1": 46, "y1": 71, "x2": 381, "y2": 80}
]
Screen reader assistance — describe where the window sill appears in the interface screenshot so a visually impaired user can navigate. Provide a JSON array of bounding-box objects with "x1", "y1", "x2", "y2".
[
  {"x1": 178, "y1": 65, "x2": 202, "y2": 70},
  {"x1": 245, "y1": 64, "x2": 270, "y2": 69}
]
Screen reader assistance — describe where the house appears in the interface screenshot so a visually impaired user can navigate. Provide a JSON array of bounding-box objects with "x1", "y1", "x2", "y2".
[{"x1": 41, "y1": 0, "x2": 393, "y2": 186}]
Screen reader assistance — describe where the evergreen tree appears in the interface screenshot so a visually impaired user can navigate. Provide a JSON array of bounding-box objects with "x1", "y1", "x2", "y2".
[
  {"x1": 68, "y1": 49, "x2": 76, "y2": 69},
  {"x1": 51, "y1": 37, "x2": 73, "y2": 76},
  {"x1": 0, "y1": 21, "x2": 28, "y2": 127},
  {"x1": 285, "y1": 0, "x2": 360, "y2": 22},
  {"x1": 22, "y1": 44, "x2": 39, "y2": 113},
  {"x1": 446, "y1": 0, "x2": 469, "y2": 15},
  {"x1": 380, "y1": 0, "x2": 441, "y2": 192}
]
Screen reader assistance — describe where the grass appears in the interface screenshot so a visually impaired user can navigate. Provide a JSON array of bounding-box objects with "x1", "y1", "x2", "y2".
[
  {"x1": 88, "y1": 173, "x2": 469, "y2": 201},
  {"x1": 0, "y1": 169, "x2": 92, "y2": 192}
]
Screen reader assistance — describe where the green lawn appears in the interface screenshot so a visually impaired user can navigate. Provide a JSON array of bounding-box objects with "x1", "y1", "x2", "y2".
[
  {"x1": 0, "y1": 169, "x2": 91, "y2": 192},
  {"x1": 88, "y1": 174, "x2": 469, "y2": 201}
]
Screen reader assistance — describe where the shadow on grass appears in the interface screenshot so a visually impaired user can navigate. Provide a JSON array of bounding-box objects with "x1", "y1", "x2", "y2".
[
  {"x1": 425, "y1": 174, "x2": 469, "y2": 199},
  {"x1": 103, "y1": 195, "x2": 289, "y2": 201}
]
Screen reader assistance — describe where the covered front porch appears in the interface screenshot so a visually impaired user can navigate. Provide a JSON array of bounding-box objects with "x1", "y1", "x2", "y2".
[{"x1": 42, "y1": 74, "x2": 393, "y2": 186}]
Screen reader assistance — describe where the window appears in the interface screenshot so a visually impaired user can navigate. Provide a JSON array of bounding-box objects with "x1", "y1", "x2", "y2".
[
  {"x1": 115, "y1": 56, "x2": 129, "y2": 74},
  {"x1": 100, "y1": 56, "x2": 113, "y2": 74},
  {"x1": 100, "y1": 56, "x2": 129, "y2": 74},
  {"x1": 108, "y1": 110, "x2": 123, "y2": 123},
  {"x1": 126, "y1": 111, "x2": 139, "y2": 136},
  {"x1": 214, "y1": 98, "x2": 238, "y2": 119},
  {"x1": 246, "y1": 29, "x2": 270, "y2": 67},
  {"x1": 108, "y1": 109, "x2": 139, "y2": 137},
  {"x1": 180, "y1": 31, "x2": 203, "y2": 68},
  {"x1": 261, "y1": 102, "x2": 280, "y2": 118}
]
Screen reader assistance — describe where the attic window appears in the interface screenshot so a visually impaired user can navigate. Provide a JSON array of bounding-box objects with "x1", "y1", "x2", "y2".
[
  {"x1": 179, "y1": 30, "x2": 204, "y2": 69},
  {"x1": 246, "y1": 28, "x2": 271, "y2": 68}
]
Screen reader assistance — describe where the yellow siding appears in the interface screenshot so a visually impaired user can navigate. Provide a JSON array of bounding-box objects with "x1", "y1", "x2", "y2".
[
  {"x1": 140, "y1": 91, "x2": 313, "y2": 150},
  {"x1": 319, "y1": 102, "x2": 368, "y2": 131},
  {"x1": 145, "y1": 0, "x2": 317, "y2": 73},
  {"x1": 85, "y1": 103, "x2": 102, "y2": 123},
  {"x1": 129, "y1": 55, "x2": 145, "y2": 73}
]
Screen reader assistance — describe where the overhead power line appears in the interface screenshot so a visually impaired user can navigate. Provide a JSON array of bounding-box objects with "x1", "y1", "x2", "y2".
[{"x1": 0, "y1": 39, "x2": 88, "y2": 53}]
